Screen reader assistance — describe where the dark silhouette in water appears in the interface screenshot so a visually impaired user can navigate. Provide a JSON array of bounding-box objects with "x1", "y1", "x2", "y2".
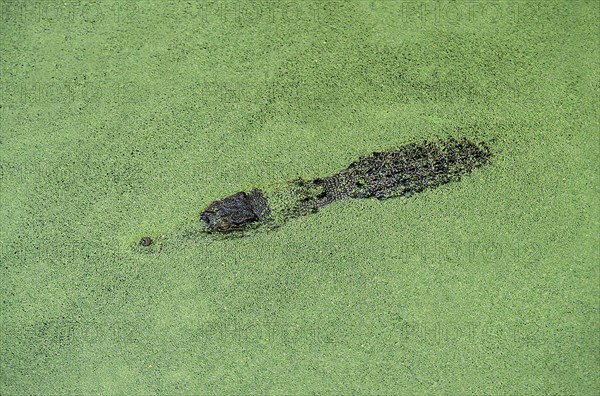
[
  {"x1": 200, "y1": 138, "x2": 491, "y2": 234},
  {"x1": 200, "y1": 190, "x2": 271, "y2": 233},
  {"x1": 139, "y1": 236, "x2": 153, "y2": 246}
]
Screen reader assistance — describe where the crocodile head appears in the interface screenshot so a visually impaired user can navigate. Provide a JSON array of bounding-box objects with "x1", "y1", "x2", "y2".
[{"x1": 200, "y1": 190, "x2": 270, "y2": 233}]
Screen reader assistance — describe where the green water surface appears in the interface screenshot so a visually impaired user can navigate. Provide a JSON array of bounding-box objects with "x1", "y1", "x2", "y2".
[{"x1": 1, "y1": 1, "x2": 598, "y2": 394}]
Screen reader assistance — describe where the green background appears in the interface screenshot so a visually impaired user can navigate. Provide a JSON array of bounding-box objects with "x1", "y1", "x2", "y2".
[{"x1": 1, "y1": 0, "x2": 598, "y2": 394}]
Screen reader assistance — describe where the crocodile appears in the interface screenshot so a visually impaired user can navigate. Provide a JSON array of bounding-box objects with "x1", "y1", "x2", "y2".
[{"x1": 199, "y1": 137, "x2": 491, "y2": 235}]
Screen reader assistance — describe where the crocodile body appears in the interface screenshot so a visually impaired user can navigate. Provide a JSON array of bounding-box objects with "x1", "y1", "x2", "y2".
[{"x1": 200, "y1": 138, "x2": 491, "y2": 234}]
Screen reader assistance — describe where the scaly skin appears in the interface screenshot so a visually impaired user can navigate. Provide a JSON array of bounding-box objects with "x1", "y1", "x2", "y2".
[{"x1": 200, "y1": 137, "x2": 492, "y2": 235}]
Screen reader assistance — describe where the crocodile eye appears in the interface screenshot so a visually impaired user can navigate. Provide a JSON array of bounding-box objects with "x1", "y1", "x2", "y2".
[{"x1": 140, "y1": 237, "x2": 153, "y2": 246}]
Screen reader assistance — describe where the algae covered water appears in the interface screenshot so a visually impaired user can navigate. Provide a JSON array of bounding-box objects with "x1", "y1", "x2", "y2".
[{"x1": 1, "y1": 1, "x2": 598, "y2": 395}]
